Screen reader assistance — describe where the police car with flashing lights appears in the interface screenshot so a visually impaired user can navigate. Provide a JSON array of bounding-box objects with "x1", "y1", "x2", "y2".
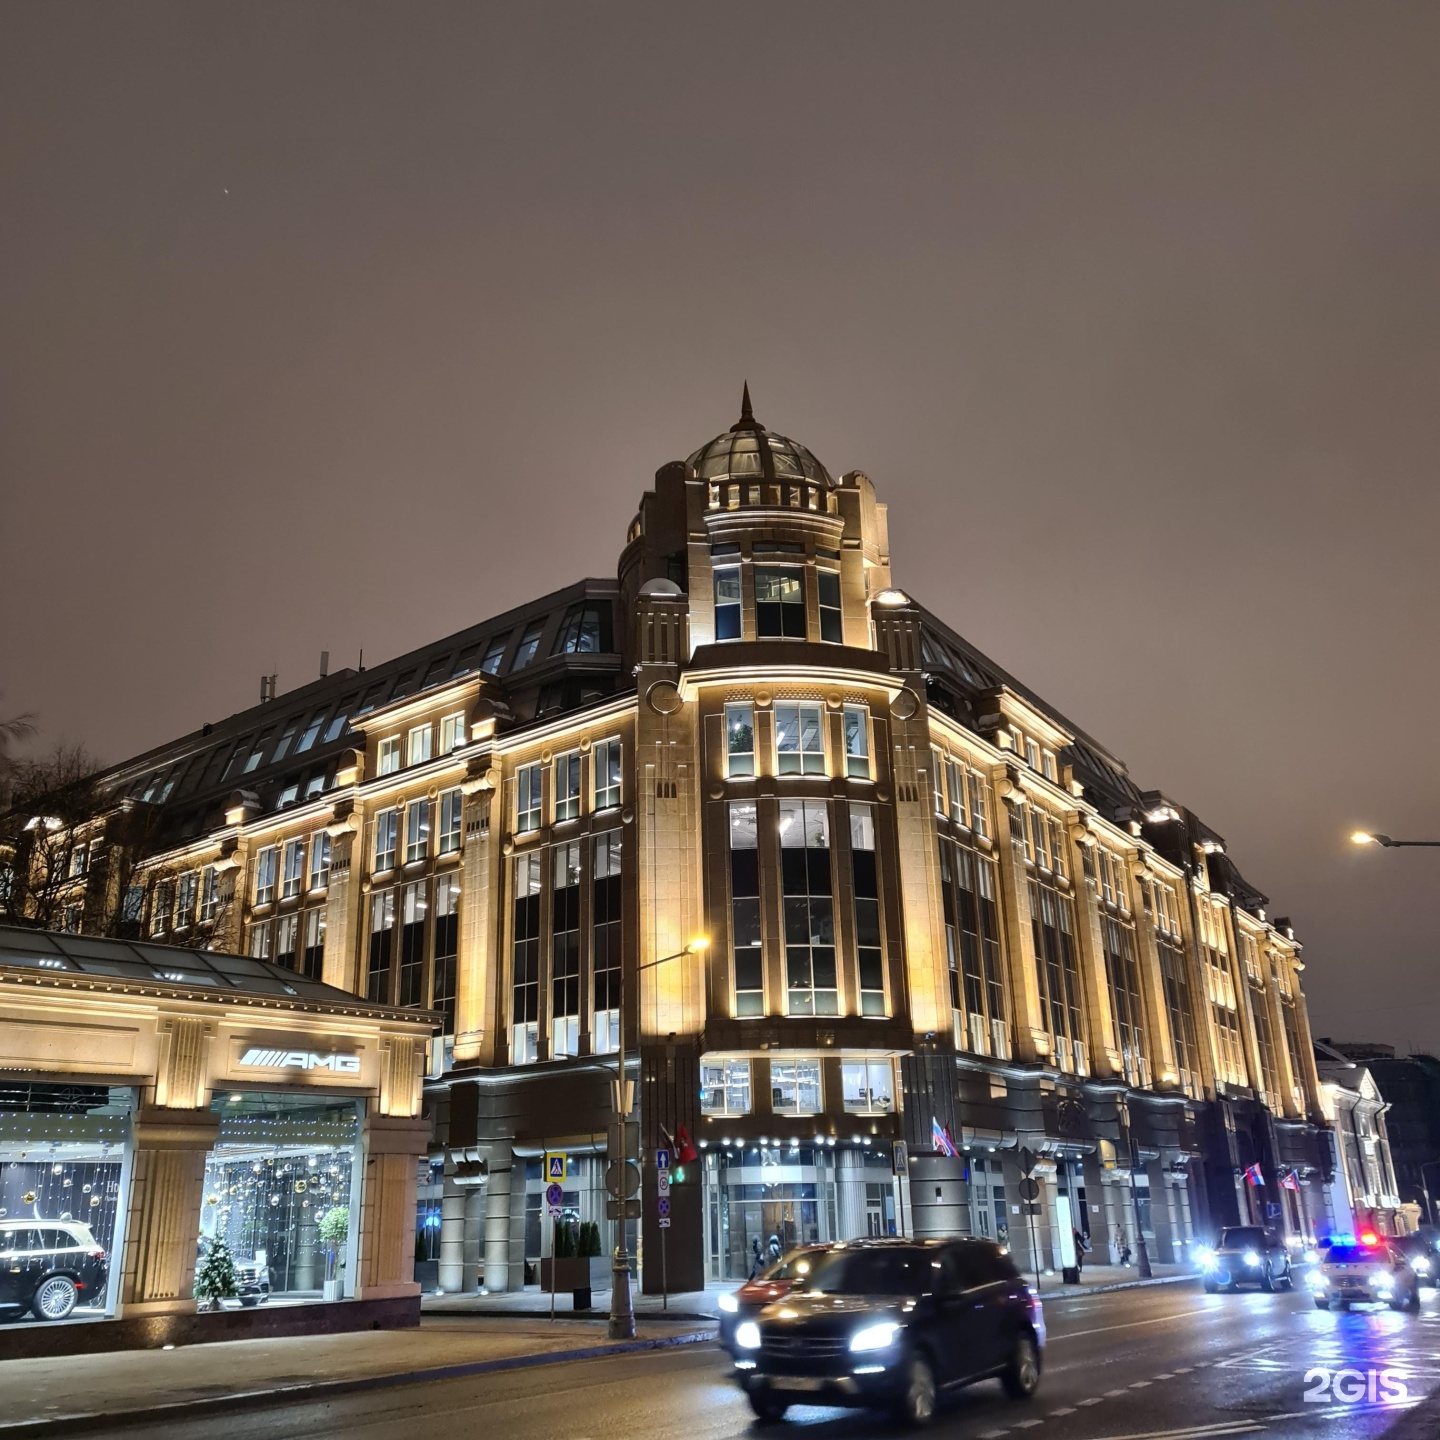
[{"x1": 1308, "y1": 1233, "x2": 1421, "y2": 1312}]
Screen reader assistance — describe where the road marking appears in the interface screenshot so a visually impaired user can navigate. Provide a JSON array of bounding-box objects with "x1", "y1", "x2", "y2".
[
  {"x1": 1129, "y1": 1379, "x2": 1152, "y2": 1388},
  {"x1": 1073, "y1": 1424, "x2": 1264, "y2": 1440},
  {"x1": 1172, "y1": 1366, "x2": 1193, "y2": 1374},
  {"x1": 1153, "y1": 1372, "x2": 1174, "y2": 1380},
  {"x1": 1079, "y1": 1397, "x2": 1104, "y2": 1407},
  {"x1": 1015, "y1": 1421, "x2": 1043, "y2": 1430},
  {"x1": 1049, "y1": 1406, "x2": 1077, "y2": 1417},
  {"x1": 978, "y1": 1430, "x2": 1010, "y2": 1438},
  {"x1": 1052, "y1": 1307, "x2": 1213, "y2": 1343},
  {"x1": 1106, "y1": 1388, "x2": 1129, "y2": 1396}
]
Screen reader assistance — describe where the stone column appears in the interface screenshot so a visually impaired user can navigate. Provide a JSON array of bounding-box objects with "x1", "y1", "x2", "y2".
[
  {"x1": 116, "y1": 1107, "x2": 221, "y2": 1317},
  {"x1": 438, "y1": 1165, "x2": 467, "y2": 1293},
  {"x1": 483, "y1": 1147, "x2": 514, "y2": 1292},
  {"x1": 1081, "y1": 1154, "x2": 1123, "y2": 1265},
  {"x1": 835, "y1": 1148, "x2": 868, "y2": 1241},
  {"x1": 463, "y1": 1183, "x2": 485, "y2": 1291},
  {"x1": 1146, "y1": 1159, "x2": 1185, "y2": 1263},
  {"x1": 355, "y1": 1112, "x2": 431, "y2": 1300}
]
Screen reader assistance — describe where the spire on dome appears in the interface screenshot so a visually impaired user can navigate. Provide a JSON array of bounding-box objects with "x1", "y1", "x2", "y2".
[{"x1": 731, "y1": 381, "x2": 760, "y2": 432}]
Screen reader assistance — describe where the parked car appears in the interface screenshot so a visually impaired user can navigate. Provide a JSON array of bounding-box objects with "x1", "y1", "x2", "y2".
[
  {"x1": 234, "y1": 1256, "x2": 271, "y2": 1306},
  {"x1": 1198, "y1": 1226, "x2": 1293, "y2": 1292},
  {"x1": 730, "y1": 1238, "x2": 1044, "y2": 1426},
  {"x1": 1309, "y1": 1236, "x2": 1421, "y2": 1311},
  {"x1": 0, "y1": 1220, "x2": 108, "y2": 1322},
  {"x1": 718, "y1": 1244, "x2": 830, "y2": 1352}
]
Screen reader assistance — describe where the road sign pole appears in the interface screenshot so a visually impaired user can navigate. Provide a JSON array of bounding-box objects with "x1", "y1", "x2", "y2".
[
  {"x1": 661, "y1": 1216, "x2": 668, "y2": 1311},
  {"x1": 550, "y1": 1209, "x2": 557, "y2": 1322}
]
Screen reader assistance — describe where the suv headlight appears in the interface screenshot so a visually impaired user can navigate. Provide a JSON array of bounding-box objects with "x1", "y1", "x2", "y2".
[
  {"x1": 1372, "y1": 1272, "x2": 1394, "y2": 1292},
  {"x1": 1413, "y1": 1258, "x2": 1431, "y2": 1275},
  {"x1": 735, "y1": 1322, "x2": 761, "y2": 1350},
  {"x1": 1308, "y1": 1271, "x2": 1329, "y2": 1291},
  {"x1": 718, "y1": 1293, "x2": 740, "y2": 1313},
  {"x1": 850, "y1": 1322, "x2": 900, "y2": 1353},
  {"x1": 1243, "y1": 1250, "x2": 1261, "y2": 1267}
]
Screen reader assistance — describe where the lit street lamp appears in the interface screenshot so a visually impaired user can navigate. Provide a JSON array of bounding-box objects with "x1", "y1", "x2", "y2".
[
  {"x1": 608, "y1": 934, "x2": 709, "y2": 1341},
  {"x1": 1351, "y1": 831, "x2": 1440, "y2": 849}
]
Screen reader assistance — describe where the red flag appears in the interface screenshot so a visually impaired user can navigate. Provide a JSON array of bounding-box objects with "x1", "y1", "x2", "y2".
[{"x1": 675, "y1": 1124, "x2": 698, "y2": 1166}]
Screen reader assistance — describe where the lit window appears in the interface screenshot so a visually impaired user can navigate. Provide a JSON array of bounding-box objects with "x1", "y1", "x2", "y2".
[
  {"x1": 323, "y1": 698, "x2": 356, "y2": 743},
  {"x1": 511, "y1": 853, "x2": 541, "y2": 1064},
  {"x1": 592, "y1": 830, "x2": 622, "y2": 1053},
  {"x1": 150, "y1": 879, "x2": 174, "y2": 935},
  {"x1": 1042, "y1": 750, "x2": 1058, "y2": 783},
  {"x1": 309, "y1": 831, "x2": 332, "y2": 889},
  {"x1": 295, "y1": 710, "x2": 326, "y2": 754},
  {"x1": 843, "y1": 706, "x2": 870, "y2": 778},
  {"x1": 243, "y1": 736, "x2": 270, "y2": 774},
  {"x1": 818, "y1": 570, "x2": 843, "y2": 644},
  {"x1": 775, "y1": 701, "x2": 825, "y2": 775},
  {"x1": 714, "y1": 566, "x2": 742, "y2": 641},
  {"x1": 510, "y1": 622, "x2": 544, "y2": 671},
  {"x1": 438, "y1": 789, "x2": 463, "y2": 855},
  {"x1": 725, "y1": 703, "x2": 755, "y2": 778},
  {"x1": 399, "y1": 881, "x2": 427, "y2": 1006},
  {"x1": 407, "y1": 725, "x2": 433, "y2": 768},
  {"x1": 281, "y1": 838, "x2": 306, "y2": 899},
  {"x1": 367, "y1": 889, "x2": 395, "y2": 1002},
  {"x1": 199, "y1": 865, "x2": 220, "y2": 923},
  {"x1": 701, "y1": 1059, "x2": 752, "y2": 1116},
  {"x1": 841, "y1": 1058, "x2": 895, "y2": 1113},
  {"x1": 276, "y1": 913, "x2": 299, "y2": 971},
  {"x1": 405, "y1": 800, "x2": 431, "y2": 863},
  {"x1": 480, "y1": 635, "x2": 508, "y2": 674},
  {"x1": 176, "y1": 871, "x2": 197, "y2": 928},
  {"x1": 515, "y1": 763, "x2": 542, "y2": 833},
  {"x1": 69, "y1": 842, "x2": 89, "y2": 879},
  {"x1": 271, "y1": 717, "x2": 302, "y2": 763},
  {"x1": 554, "y1": 751, "x2": 581, "y2": 822},
  {"x1": 432, "y1": 874, "x2": 460, "y2": 1032},
  {"x1": 771, "y1": 1059, "x2": 822, "y2": 1115},
  {"x1": 254, "y1": 847, "x2": 277, "y2": 905},
  {"x1": 729, "y1": 802, "x2": 762, "y2": 1016},
  {"x1": 373, "y1": 809, "x2": 398, "y2": 872},
  {"x1": 754, "y1": 566, "x2": 806, "y2": 639},
  {"x1": 780, "y1": 798, "x2": 836, "y2": 1016},
  {"x1": 378, "y1": 738, "x2": 401, "y2": 776},
  {"x1": 249, "y1": 919, "x2": 273, "y2": 960},
  {"x1": 551, "y1": 841, "x2": 581, "y2": 1056},
  {"x1": 439, "y1": 713, "x2": 467, "y2": 755},
  {"x1": 850, "y1": 803, "x2": 886, "y2": 1016},
  {"x1": 593, "y1": 737, "x2": 622, "y2": 810},
  {"x1": 302, "y1": 908, "x2": 326, "y2": 980},
  {"x1": 1025, "y1": 737, "x2": 1041, "y2": 771}
]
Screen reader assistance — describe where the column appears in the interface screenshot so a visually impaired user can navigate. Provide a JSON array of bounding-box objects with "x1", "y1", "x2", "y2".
[
  {"x1": 438, "y1": 1164, "x2": 467, "y2": 1293},
  {"x1": 835, "y1": 1149, "x2": 867, "y2": 1241},
  {"x1": 463, "y1": 1183, "x2": 485, "y2": 1290},
  {"x1": 116, "y1": 1107, "x2": 221, "y2": 1317},
  {"x1": 483, "y1": 1145, "x2": 514, "y2": 1292},
  {"x1": 355, "y1": 1112, "x2": 431, "y2": 1300}
]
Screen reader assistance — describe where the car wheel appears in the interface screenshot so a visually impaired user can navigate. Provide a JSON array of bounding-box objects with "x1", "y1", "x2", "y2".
[
  {"x1": 746, "y1": 1392, "x2": 789, "y2": 1423},
  {"x1": 1203, "y1": 1280, "x2": 1219, "y2": 1294},
  {"x1": 893, "y1": 1353, "x2": 938, "y2": 1427},
  {"x1": 1002, "y1": 1332, "x2": 1042, "y2": 1400},
  {"x1": 1313, "y1": 1297, "x2": 1330, "y2": 1310},
  {"x1": 31, "y1": 1275, "x2": 78, "y2": 1322},
  {"x1": 240, "y1": 1296, "x2": 259, "y2": 1307},
  {"x1": 1334, "y1": 1299, "x2": 1349, "y2": 1311},
  {"x1": 1407, "y1": 1286, "x2": 1422, "y2": 1313},
  {"x1": 1261, "y1": 1267, "x2": 1275, "y2": 1293},
  {"x1": 1280, "y1": 1270, "x2": 1294, "y2": 1292}
]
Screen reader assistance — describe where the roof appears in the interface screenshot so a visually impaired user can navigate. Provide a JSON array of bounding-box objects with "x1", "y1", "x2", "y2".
[
  {"x1": 685, "y1": 385, "x2": 833, "y2": 487},
  {"x1": 0, "y1": 923, "x2": 429, "y2": 1018}
]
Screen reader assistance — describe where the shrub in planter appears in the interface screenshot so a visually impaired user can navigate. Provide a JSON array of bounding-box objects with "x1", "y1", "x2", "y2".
[{"x1": 194, "y1": 1236, "x2": 239, "y2": 1312}]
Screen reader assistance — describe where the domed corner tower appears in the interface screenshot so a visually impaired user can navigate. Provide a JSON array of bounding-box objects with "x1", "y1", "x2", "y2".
[{"x1": 617, "y1": 385, "x2": 895, "y2": 672}]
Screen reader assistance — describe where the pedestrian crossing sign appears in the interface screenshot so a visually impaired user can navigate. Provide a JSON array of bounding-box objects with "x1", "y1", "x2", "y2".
[{"x1": 545, "y1": 1153, "x2": 566, "y2": 1182}]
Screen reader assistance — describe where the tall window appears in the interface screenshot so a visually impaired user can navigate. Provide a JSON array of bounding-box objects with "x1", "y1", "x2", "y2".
[
  {"x1": 939, "y1": 838, "x2": 1006, "y2": 1056},
  {"x1": 1102, "y1": 917, "x2": 1146, "y2": 1085},
  {"x1": 849, "y1": 804, "x2": 886, "y2": 1016},
  {"x1": 249, "y1": 919, "x2": 273, "y2": 959},
  {"x1": 378, "y1": 737, "x2": 401, "y2": 776},
  {"x1": 282, "y1": 838, "x2": 305, "y2": 899},
  {"x1": 302, "y1": 908, "x2": 326, "y2": 980},
  {"x1": 701, "y1": 1058, "x2": 751, "y2": 1116},
  {"x1": 516, "y1": 764, "x2": 542, "y2": 833},
  {"x1": 511, "y1": 854, "x2": 541, "y2": 1064},
  {"x1": 511, "y1": 621, "x2": 544, "y2": 671},
  {"x1": 199, "y1": 865, "x2": 220, "y2": 923},
  {"x1": 755, "y1": 566, "x2": 806, "y2": 638},
  {"x1": 276, "y1": 913, "x2": 299, "y2": 970},
  {"x1": 714, "y1": 565, "x2": 741, "y2": 640},
  {"x1": 1199, "y1": 901, "x2": 1248, "y2": 1088},
  {"x1": 728, "y1": 802, "x2": 763, "y2": 1016},
  {"x1": 438, "y1": 789, "x2": 463, "y2": 855},
  {"x1": 592, "y1": 830, "x2": 622, "y2": 1054},
  {"x1": 367, "y1": 889, "x2": 395, "y2": 1002},
  {"x1": 373, "y1": 809, "x2": 398, "y2": 872},
  {"x1": 1030, "y1": 880, "x2": 1085, "y2": 1073},
  {"x1": 176, "y1": 871, "x2": 197, "y2": 929},
  {"x1": 405, "y1": 799, "x2": 431, "y2": 864},
  {"x1": 254, "y1": 847, "x2": 277, "y2": 905},
  {"x1": 551, "y1": 842, "x2": 581, "y2": 1057},
  {"x1": 439, "y1": 713, "x2": 466, "y2": 755},
  {"x1": 593, "y1": 738, "x2": 622, "y2": 810},
  {"x1": 941, "y1": 755, "x2": 990, "y2": 838},
  {"x1": 775, "y1": 701, "x2": 825, "y2": 775},
  {"x1": 399, "y1": 881, "x2": 427, "y2": 1006},
  {"x1": 725, "y1": 703, "x2": 755, "y2": 778},
  {"x1": 771, "y1": 1059, "x2": 822, "y2": 1115},
  {"x1": 407, "y1": 725, "x2": 433, "y2": 767},
  {"x1": 817, "y1": 570, "x2": 843, "y2": 643},
  {"x1": 432, "y1": 874, "x2": 460, "y2": 1033},
  {"x1": 309, "y1": 830, "x2": 332, "y2": 889},
  {"x1": 843, "y1": 706, "x2": 870, "y2": 779},
  {"x1": 554, "y1": 752, "x2": 581, "y2": 822},
  {"x1": 780, "y1": 798, "x2": 836, "y2": 1016},
  {"x1": 151, "y1": 879, "x2": 174, "y2": 936},
  {"x1": 1144, "y1": 878, "x2": 1198, "y2": 1094}
]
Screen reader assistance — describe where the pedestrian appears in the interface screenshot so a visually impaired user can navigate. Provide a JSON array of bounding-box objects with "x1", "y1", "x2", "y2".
[
  {"x1": 767, "y1": 1234, "x2": 782, "y2": 1265},
  {"x1": 1120, "y1": 1239, "x2": 1133, "y2": 1267},
  {"x1": 749, "y1": 1237, "x2": 764, "y2": 1279},
  {"x1": 1073, "y1": 1228, "x2": 1090, "y2": 1276}
]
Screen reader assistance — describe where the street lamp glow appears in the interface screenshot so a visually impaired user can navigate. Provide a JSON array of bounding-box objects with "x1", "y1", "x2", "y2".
[
  {"x1": 1351, "y1": 831, "x2": 1378, "y2": 845},
  {"x1": 686, "y1": 935, "x2": 711, "y2": 953}
]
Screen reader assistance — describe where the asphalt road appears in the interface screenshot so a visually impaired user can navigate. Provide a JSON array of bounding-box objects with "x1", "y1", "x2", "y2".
[{"x1": 86, "y1": 1281, "x2": 1439, "y2": 1440}]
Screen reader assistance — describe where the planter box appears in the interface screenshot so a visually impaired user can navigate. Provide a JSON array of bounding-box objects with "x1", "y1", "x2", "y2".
[{"x1": 539, "y1": 1256, "x2": 609, "y2": 1295}]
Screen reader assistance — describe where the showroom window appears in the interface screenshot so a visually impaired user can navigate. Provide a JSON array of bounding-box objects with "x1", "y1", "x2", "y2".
[
  {"x1": 771, "y1": 1059, "x2": 822, "y2": 1115},
  {"x1": 841, "y1": 1059, "x2": 895, "y2": 1113},
  {"x1": 201, "y1": 1092, "x2": 361, "y2": 1304},
  {"x1": 701, "y1": 1058, "x2": 752, "y2": 1116}
]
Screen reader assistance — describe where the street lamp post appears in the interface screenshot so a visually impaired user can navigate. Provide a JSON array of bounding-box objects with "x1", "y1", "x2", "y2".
[
  {"x1": 607, "y1": 934, "x2": 709, "y2": 1341},
  {"x1": 1418, "y1": 1161, "x2": 1440, "y2": 1228},
  {"x1": 1351, "y1": 832, "x2": 1440, "y2": 849}
]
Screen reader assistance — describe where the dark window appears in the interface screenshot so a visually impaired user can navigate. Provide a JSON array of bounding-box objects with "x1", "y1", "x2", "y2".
[
  {"x1": 511, "y1": 622, "x2": 545, "y2": 671},
  {"x1": 754, "y1": 566, "x2": 806, "y2": 639},
  {"x1": 453, "y1": 643, "x2": 482, "y2": 677},
  {"x1": 551, "y1": 602, "x2": 612, "y2": 655},
  {"x1": 806, "y1": 1248, "x2": 932, "y2": 1296},
  {"x1": 714, "y1": 566, "x2": 741, "y2": 641},
  {"x1": 817, "y1": 570, "x2": 843, "y2": 643},
  {"x1": 480, "y1": 635, "x2": 509, "y2": 674}
]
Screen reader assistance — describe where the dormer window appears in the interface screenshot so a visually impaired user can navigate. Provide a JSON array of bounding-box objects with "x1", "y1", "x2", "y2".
[
  {"x1": 755, "y1": 566, "x2": 805, "y2": 639},
  {"x1": 511, "y1": 622, "x2": 544, "y2": 671}
]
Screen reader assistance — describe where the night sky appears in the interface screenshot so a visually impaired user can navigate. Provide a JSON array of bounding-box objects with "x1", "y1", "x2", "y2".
[{"x1": 3, "y1": 5, "x2": 1438, "y2": 1050}]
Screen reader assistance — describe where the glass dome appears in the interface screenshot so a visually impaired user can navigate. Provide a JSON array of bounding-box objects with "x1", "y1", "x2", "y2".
[{"x1": 686, "y1": 387, "x2": 833, "y2": 487}]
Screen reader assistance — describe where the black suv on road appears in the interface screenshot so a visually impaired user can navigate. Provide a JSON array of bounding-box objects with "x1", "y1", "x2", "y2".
[
  {"x1": 730, "y1": 1238, "x2": 1045, "y2": 1426},
  {"x1": 1200, "y1": 1226, "x2": 1293, "y2": 1293},
  {"x1": 0, "y1": 1220, "x2": 108, "y2": 1322}
]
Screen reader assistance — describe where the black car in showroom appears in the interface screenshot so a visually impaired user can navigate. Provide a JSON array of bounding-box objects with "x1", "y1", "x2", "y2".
[
  {"x1": 0, "y1": 1220, "x2": 109, "y2": 1322},
  {"x1": 730, "y1": 1238, "x2": 1044, "y2": 1425}
]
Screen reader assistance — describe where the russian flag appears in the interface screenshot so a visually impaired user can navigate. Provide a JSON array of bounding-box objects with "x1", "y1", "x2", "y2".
[
  {"x1": 1279, "y1": 1170, "x2": 1300, "y2": 1193},
  {"x1": 932, "y1": 1117, "x2": 959, "y2": 1158},
  {"x1": 1243, "y1": 1162, "x2": 1264, "y2": 1186}
]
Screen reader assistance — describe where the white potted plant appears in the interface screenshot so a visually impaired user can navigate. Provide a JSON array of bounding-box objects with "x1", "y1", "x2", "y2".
[{"x1": 318, "y1": 1205, "x2": 350, "y2": 1302}]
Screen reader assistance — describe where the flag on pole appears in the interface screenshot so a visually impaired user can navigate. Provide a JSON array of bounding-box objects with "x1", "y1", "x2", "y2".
[
  {"x1": 1279, "y1": 1170, "x2": 1300, "y2": 1193},
  {"x1": 1242, "y1": 1161, "x2": 1265, "y2": 1186},
  {"x1": 931, "y1": 1117, "x2": 958, "y2": 1157}
]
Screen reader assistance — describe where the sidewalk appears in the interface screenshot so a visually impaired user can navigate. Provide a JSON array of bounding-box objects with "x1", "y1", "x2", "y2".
[{"x1": 0, "y1": 1316, "x2": 710, "y2": 1436}]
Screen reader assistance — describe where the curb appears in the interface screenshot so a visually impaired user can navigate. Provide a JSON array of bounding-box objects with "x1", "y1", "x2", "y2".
[
  {"x1": 1039, "y1": 1273, "x2": 1195, "y2": 1299},
  {"x1": 0, "y1": 1329, "x2": 713, "y2": 1438}
]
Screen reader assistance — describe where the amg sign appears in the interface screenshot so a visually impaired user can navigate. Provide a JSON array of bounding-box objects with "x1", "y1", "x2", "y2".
[{"x1": 238, "y1": 1047, "x2": 361, "y2": 1074}]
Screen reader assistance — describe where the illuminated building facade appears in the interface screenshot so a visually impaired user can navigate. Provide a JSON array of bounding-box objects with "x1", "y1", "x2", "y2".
[{"x1": 5, "y1": 391, "x2": 1338, "y2": 1291}]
